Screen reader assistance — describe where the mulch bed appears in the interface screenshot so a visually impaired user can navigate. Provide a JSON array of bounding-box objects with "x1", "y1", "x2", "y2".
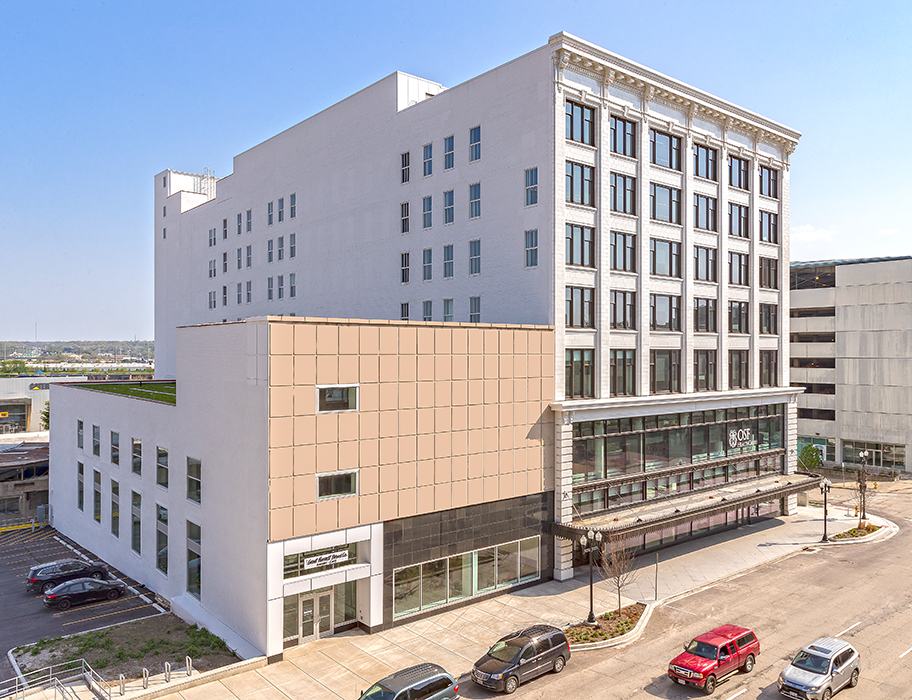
[
  {"x1": 832, "y1": 523, "x2": 881, "y2": 539},
  {"x1": 564, "y1": 602, "x2": 646, "y2": 644}
]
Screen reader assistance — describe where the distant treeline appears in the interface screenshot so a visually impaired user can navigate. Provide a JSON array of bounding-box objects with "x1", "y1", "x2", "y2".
[{"x1": 1, "y1": 340, "x2": 154, "y2": 360}]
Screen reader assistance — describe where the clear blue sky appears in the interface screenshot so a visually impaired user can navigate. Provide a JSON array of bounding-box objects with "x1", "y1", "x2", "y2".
[{"x1": 1, "y1": 0, "x2": 909, "y2": 341}]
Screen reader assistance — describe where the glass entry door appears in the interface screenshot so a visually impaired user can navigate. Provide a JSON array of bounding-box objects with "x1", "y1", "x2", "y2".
[{"x1": 298, "y1": 589, "x2": 333, "y2": 644}]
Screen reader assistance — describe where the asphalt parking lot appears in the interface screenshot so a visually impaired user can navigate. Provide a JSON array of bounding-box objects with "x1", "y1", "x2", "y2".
[{"x1": 0, "y1": 525, "x2": 165, "y2": 681}]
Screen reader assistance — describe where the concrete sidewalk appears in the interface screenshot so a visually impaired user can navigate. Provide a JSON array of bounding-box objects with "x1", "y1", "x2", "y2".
[{"x1": 138, "y1": 505, "x2": 890, "y2": 700}]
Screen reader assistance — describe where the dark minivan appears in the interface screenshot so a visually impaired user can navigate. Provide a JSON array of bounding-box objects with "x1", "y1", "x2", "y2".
[
  {"x1": 359, "y1": 662, "x2": 459, "y2": 700},
  {"x1": 472, "y1": 624, "x2": 570, "y2": 694},
  {"x1": 26, "y1": 559, "x2": 109, "y2": 593}
]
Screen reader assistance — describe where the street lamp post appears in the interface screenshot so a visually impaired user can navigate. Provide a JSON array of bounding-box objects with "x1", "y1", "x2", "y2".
[
  {"x1": 820, "y1": 478, "x2": 832, "y2": 541},
  {"x1": 579, "y1": 529, "x2": 603, "y2": 624},
  {"x1": 859, "y1": 450, "x2": 869, "y2": 520}
]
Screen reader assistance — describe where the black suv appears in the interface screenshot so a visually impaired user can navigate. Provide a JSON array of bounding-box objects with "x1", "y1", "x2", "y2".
[
  {"x1": 359, "y1": 662, "x2": 460, "y2": 700},
  {"x1": 472, "y1": 624, "x2": 570, "y2": 694},
  {"x1": 26, "y1": 559, "x2": 108, "y2": 593}
]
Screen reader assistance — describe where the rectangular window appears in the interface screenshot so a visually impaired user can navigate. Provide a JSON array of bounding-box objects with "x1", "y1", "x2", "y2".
[
  {"x1": 156, "y1": 447, "x2": 169, "y2": 488},
  {"x1": 267, "y1": 277, "x2": 274, "y2": 301},
  {"x1": 267, "y1": 201, "x2": 274, "y2": 226},
  {"x1": 567, "y1": 162, "x2": 596, "y2": 207},
  {"x1": 246, "y1": 245, "x2": 252, "y2": 268},
  {"x1": 729, "y1": 203, "x2": 750, "y2": 238},
  {"x1": 156, "y1": 505, "x2": 168, "y2": 575},
  {"x1": 77, "y1": 462, "x2": 84, "y2": 511},
  {"x1": 469, "y1": 183, "x2": 481, "y2": 218},
  {"x1": 187, "y1": 457, "x2": 201, "y2": 504},
  {"x1": 650, "y1": 129, "x2": 681, "y2": 169},
  {"x1": 443, "y1": 244, "x2": 454, "y2": 278},
  {"x1": 525, "y1": 167, "x2": 538, "y2": 206},
  {"x1": 423, "y1": 143, "x2": 432, "y2": 176},
  {"x1": 208, "y1": 228, "x2": 216, "y2": 247},
  {"x1": 246, "y1": 280, "x2": 252, "y2": 303},
  {"x1": 237, "y1": 282, "x2": 242, "y2": 304},
  {"x1": 565, "y1": 287, "x2": 595, "y2": 328},
  {"x1": 760, "y1": 350, "x2": 778, "y2": 387},
  {"x1": 609, "y1": 173, "x2": 636, "y2": 214},
  {"x1": 110, "y1": 431, "x2": 119, "y2": 465},
  {"x1": 650, "y1": 294, "x2": 681, "y2": 331},
  {"x1": 566, "y1": 101, "x2": 596, "y2": 145},
  {"x1": 222, "y1": 218, "x2": 227, "y2": 239},
  {"x1": 695, "y1": 350, "x2": 717, "y2": 391},
  {"x1": 798, "y1": 408, "x2": 836, "y2": 421},
  {"x1": 131, "y1": 438, "x2": 141, "y2": 476},
  {"x1": 318, "y1": 386, "x2": 358, "y2": 412},
  {"x1": 609, "y1": 350, "x2": 636, "y2": 396},
  {"x1": 729, "y1": 350, "x2": 750, "y2": 389},
  {"x1": 650, "y1": 350, "x2": 681, "y2": 394},
  {"x1": 278, "y1": 237, "x2": 284, "y2": 261},
  {"x1": 565, "y1": 349, "x2": 594, "y2": 398},
  {"x1": 650, "y1": 238, "x2": 681, "y2": 277},
  {"x1": 610, "y1": 232, "x2": 636, "y2": 272},
  {"x1": 400, "y1": 202, "x2": 409, "y2": 233},
  {"x1": 267, "y1": 239, "x2": 274, "y2": 263},
  {"x1": 208, "y1": 260, "x2": 216, "y2": 279},
  {"x1": 318, "y1": 471, "x2": 358, "y2": 499},
  {"x1": 401, "y1": 253, "x2": 409, "y2": 284},
  {"x1": 92, "y1": 425, "x2": 100, "y2": 456},
  {"x1": 609, "y1": 291, "x2": 636, "y2": 330},
  {"x1": 694, "y1": 246, "x2": 717, "y2": 282},
  {"x1": 237, "y1": 248, "x2": 242, "y2": 270},
  {"x1": 760, "y1": 166, "x2": 779, "y2": 198},
  {"x1": 110, "y1": 480, "x2": 119, "y2": 538},
  {"x1": 401, "y1": 302, "x2": 409, "y2": 320},
  {"x1": 694, "y1": 194, "x2": 717, "y2": 231},
  {"x1": 444, "y1": 135, "x2": 454, "y2": 170},
  {"x1": 422, "y1": 300, "x2": 432, "y2": 322},
  {"x1": 693, "y1": 144, "x2": 718, "y2": 180},
  {"x1": 290, "y1": 193, "x2": 296, "y2": 218},
  {"x1": 649, "y1": 183, "x2": 680, "y2": 223},
  {"x1": 423, "y1": 248, "x2": 432, "y2": 280},
  {"x1": 237, "y1": 212, "x2": 242, "y2": 235},
  {"x1": 222, "y1": 285, "x2": 227, "y2": 306},
  {"x1": 443, "y1": 298, "x2": 453, "y2": 322},
  {"x1": 93, "y1": 470, "x2": 102, "y2": 523},
  {"x1": 131, "y1": 492, "x2": 141, "y2": 554},
  {"x1": 469, "y1": 239, "x2": 481, "y2": 275},
  {"x1": 469, "y1": 296, "x2": 481, "y2": 323},
  {"x1": 401, "y1": 152, "x2": 410, "y2": 183},
  {"x1": 423, "y1": 196, "x2": 432, "y2": 228},
  {"x1": 729, "y1": 301, "x2": 750, "y2": 333},
  {"x1": 610, "y1": 115, "x2": 636, "y2": 156},
  {"x1": 760, "y1": 257, "x2": 779, "y2": 289},
  {"x1": 524, "y1": 229, "x2": 538, "y2": 268},
  {"x1": 694, "y1": 298, "x2": 717, "y2": 333},
  {"x1": 246, "y1": 209, "x2": 252, "y2": 233},
  {"x1": 759, "y1": 211, "x2": 779, "y2": 243},
  {"x1": 208, "y1": 291, "x2": 216, "y2": 309},
  {"x1": 187, "y1": 521, "x2": 201, "y2": 599},
  {"x1": 277, "y1": 275, "x2": 284, "y2": 299},
  {"x1": 760, "y1": 304, "x2": 778, "y2": 334},
  {"x1": 729, "y1": 155, "x2": 749, "y2": 190},
  {"x1": 278, "y1": 197, "x2": 284, "y2": 222},
  {"x1": 565, "y1": 224, "x2": 595, "y2": 267},
  {"x1": 443, "y1": 190, "x2": 454, "y2": 224},
  {"x1": 729, "y1": 252, "x2": 750, "y2": 286},
  {"x1": 469, "y1": 126, "x2": 481, "y2": 161},
  {"x1": 289, "y1": 233, "x2": 296, "y2": 258}
]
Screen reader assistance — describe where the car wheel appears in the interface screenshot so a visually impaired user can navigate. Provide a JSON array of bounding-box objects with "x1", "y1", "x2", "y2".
[
  {"x1": 553, "y1": 655, "x2": 565, "y2": 674},
  {"x1": 849, "y1": 668, "x2": 859, "y2": 687},
  {"x1": 703, "y1": 675, "x2": 716, "y2": 695},
  {"x1": 41, "y1": 581, "x2": 56, "y2": 594},
  {"x1": 504, "y1": 676, "x2": 519, "y2": 694},
  {"x1": 741, "y1": 654, "x2": 755, "y2": 673},
  {"x1": 90, "y1": 572, "x2": 104, "y2": 580},
  {"x1": 106, "y1": 589, "x2": 120, "y2": 600},
  {"x1": 822, "y1": 689, "x2": 832, "y2": 700},
  {"x1": 57, "y1": 599, "x2": 71, "y2": 611}
]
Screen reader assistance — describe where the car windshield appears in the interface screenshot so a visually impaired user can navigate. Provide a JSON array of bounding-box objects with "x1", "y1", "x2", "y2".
[
  {"x1": 487, "y1": 639, "x2": 525, "y2": 663},
  {"x1": 792, "y1": 651, "x2": 830, "y2": 674},
  {"x1": 360, "y1": 683, "x2": 395, "y2": 700},
  {"x1": 685, "y1": 640, "x2": 719, "y2": 660}
]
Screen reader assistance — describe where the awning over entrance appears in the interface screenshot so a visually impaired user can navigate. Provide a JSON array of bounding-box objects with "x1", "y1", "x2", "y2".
[{"x1": 552, "y1": 472, "x2": 822, "y2": 542}]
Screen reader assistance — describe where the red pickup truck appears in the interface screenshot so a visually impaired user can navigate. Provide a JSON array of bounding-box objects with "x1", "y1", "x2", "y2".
[{"x1": 668, "y1": 625, "x2": 760, "y2": 694}]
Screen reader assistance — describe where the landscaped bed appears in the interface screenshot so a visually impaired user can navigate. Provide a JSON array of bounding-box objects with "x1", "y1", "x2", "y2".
[
  {"x1": 832, "y1": 522, "x2": 881, "y2": 539},
  {"x1": 13, "y1": 614, "x2": 238, "y2": 681},
  {"x1": 564, "y1": 603, "x2": 646, "y2": 644}
]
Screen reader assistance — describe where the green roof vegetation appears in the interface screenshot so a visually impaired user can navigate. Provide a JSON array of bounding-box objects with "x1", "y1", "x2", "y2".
[{"x1": 81, "y1": 381, "x2": 176, "y2": 404}]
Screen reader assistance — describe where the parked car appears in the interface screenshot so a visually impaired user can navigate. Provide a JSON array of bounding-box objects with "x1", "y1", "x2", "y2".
[
  {"x1": 26, "y1": 559, "x2": 109, "y2": 593},
  {"x1": 42, "y1": 578, "x2": 126, "y2": 610},
  {"x1": 668, "y1": 625, "x2": 760, "y2": 694},
  {"x1": 359, "y1": 662, "x2": 459, "y2": 700},
  {"x1": 778, "y1": 637, "x2": 860, "y2": 700},
  {"x1": 472, "y1": 624, "x2": 570, "y2": 694}
]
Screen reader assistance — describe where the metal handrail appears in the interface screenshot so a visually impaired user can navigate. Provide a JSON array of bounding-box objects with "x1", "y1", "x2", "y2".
[
  {"x1": 0, "y1": 659, "x2": 109, "y2": 700},
  {"x1": 83, "y1": 659, "x2": 112, "y2": 700},
  {"x1": 51, "y1": 678, "x2": 78, "y2": 700}
]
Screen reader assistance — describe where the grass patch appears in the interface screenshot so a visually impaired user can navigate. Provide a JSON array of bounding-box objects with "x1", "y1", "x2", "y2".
[
  {"x1": 564, "y1": 603, "x2": 646, "y2": 644},
  {"x1": 832, "y1": 523, "x2": 881, "y2": 539},
  {"x1": 81, "y1": 381, "x2": 176, "y2": 404}
]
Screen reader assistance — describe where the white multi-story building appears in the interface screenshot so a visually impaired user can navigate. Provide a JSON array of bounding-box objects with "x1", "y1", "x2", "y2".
[
  {"x1": 791, "y1": 257, "x2": 912, "y2": 472},
  {"x1": 51, "y1": 32, "x2": 813, "y2": 660}
]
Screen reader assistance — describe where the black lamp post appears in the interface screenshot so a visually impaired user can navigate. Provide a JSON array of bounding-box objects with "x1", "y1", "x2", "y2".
[
  {"x1": 858, "y1": 449, "x2": 869, "y2": 520},
  {"x1": 579, "y1": 529, "x2": 603, "y2": 624},
  {"x1": 820, "y1": 478, "x2": 832, "y2": 541}
]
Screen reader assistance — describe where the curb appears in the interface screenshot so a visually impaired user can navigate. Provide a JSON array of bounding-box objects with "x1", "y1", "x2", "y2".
[
  {"x1": 113, "y1": 656, "x2": 268, "y2": 700},
  {"x1": 817, "y1": 515, "x2": 898, "y2": 546},
  {"x1": 568, "y1": 601, "x2": 655, "y2": 652}
]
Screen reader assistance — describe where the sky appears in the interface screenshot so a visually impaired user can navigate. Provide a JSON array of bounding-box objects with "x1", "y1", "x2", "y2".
[{"x1": 1, "y1": 0, "x2": 909, "y2": 341}]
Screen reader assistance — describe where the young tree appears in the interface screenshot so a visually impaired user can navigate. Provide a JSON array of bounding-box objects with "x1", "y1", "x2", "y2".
[
  {"x1": 797, "y1": 443, "x2": 823, "y2": 472},
  {"x1": 40, "y1": 401, "x2": 50, "y2": 431},
  {"x1": 597, "y1": 531, "x2": 638, "y2": 614}
]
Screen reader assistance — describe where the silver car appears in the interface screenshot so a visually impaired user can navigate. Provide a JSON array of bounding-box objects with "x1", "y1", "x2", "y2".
[{"x1": 778, "y1": 637, "x2": 860, "y2": 700}]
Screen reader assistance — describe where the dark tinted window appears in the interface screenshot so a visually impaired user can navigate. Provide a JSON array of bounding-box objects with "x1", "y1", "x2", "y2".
[
  {"x1": 534, "y1": 636, "x2": 553, "y2": 653},
  {"x1": 735, "y1": 632, "x2": 756, "y2": 647},
  {"x1": 410, "y1": 677, "x2": 451, "y2": 700},
  {"x1": 520, "y1": 645, "x2": 536, "y2": 661}
]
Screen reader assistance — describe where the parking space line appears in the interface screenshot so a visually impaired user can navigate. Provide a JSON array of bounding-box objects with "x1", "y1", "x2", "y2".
[
  {"x1": 663, "y1": 604, "x2": 698, "y2": 616},
  {"x1": 61, "y1": 603, "x2": 158, "y2": 627},
  {"x1": 724, "y1": 689, "x2": 748, "y2": 700},
  {"x1": 836, "y1": 622, "x2": 861, "y2": 637},
  {"x1": 52, "y1": 593, "x2": 148, "y2": 617},
  {"x1": 899, "y1": 646, "x2": 912, "y2": 659}
]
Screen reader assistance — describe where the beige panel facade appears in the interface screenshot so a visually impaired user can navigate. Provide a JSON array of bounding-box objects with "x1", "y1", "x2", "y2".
[{"x1": 266, "y1": 318, "x2": 554, "y2": 541}]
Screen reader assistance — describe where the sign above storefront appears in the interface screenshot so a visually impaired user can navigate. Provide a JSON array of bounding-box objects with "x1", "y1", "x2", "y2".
[
  {"x1": 304, "y1": 549, "x2": 350, "y2": 570},
  {"x1": 729, "y1": 427, "x2": 755, "y2": 448}
]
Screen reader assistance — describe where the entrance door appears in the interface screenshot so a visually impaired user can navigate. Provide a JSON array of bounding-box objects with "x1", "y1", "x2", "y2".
[{"x1": 299, "y1": 589, "x2": 334, "y2": 643}]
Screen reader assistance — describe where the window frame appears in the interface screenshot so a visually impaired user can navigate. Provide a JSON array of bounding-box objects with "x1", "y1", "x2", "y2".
[
  {"x1": 567, "y1": 162, "x2": 596, "y2": 207},
  {"x1": 317, "y1": 470, "x2": 359, "y2": 500},
  {"x1": 566, "y1": 100, "x2": 596, "y2": 146},
  {"x1": 649, "y1": 293, "x2": 682, "y2": 331},
  {"x1": 693, "y1": 298, "x2": 717, "y2": 333},
  {"x1": 525, "y1": 167, "x2": 538, "y2": 206},
  {"x1": 565, "y1": 286, "x2": 595, "y2": 328},
  {"x1": 649, "y1": 183, "x2": 681, "y2": 223},
  {"x1": 729, "y1": 252, "x2": 750, "y2": 286},
  {"x1": 759, "y1": 166, "x2": 779, "y2": 198},
  {"x1": 694, "y1": 349, "x2": 717, "y2": 392},
  {"x1": 565, "y1": 349, "x2": 595, "y2": 399},
  {"x1": 693, "y1": 144, "x2": 718, "y2": 181},
  {"x1": 650, "y1": 129, "x2": 681, "y2": 170},
  {"x1": 649, "y1": 350, "x2": 681, "y2": 394},
  {"x1": 609, "y1": 290, "x2": 636, "y2": 330},
  {"x1": 650, "y1": 238, "x2": 682, "y2": 278},
  {"x1": 610, "y1": 173, "x2": 636, "y2": 214},
  {"x1": 694, "y1": 246, "x2": 718, "y2": 282},
  {"x1": 610, "y1": 115, "x2": 636, "y2": 157},
  {"x1": 524, "y1": 229, "x2": 538, "y2": 268},
  {"x1": 469, "y1": 126, "x2": 481, "y2": 162},
  {"x1": 760, "y1": 257, "x2": 779, "y2": 289},
  {"x1": 565, "y1": 224, "x2": 595, "y2": 268},
  {"x1": 317, "y1": 385, "x2": 359, "y2": 413},
  {"x1": 729, "y1": 155, "x2": 750, "y2": 190},
  {"x1": 694, "y1": 194, "x2": 717, "y2": 231}
]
